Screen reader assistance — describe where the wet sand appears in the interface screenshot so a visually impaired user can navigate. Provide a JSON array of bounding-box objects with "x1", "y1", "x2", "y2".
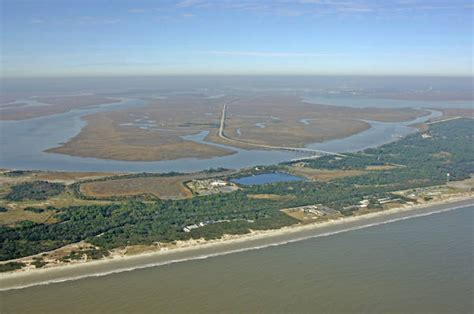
[{"x1": 1, "y1": 196, "x2": 472, "y2": 291}]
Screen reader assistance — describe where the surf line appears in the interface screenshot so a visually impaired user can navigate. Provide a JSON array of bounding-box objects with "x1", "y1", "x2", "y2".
[{"x1": 1, "y1": 202, "x2": 472, "y2": 292}]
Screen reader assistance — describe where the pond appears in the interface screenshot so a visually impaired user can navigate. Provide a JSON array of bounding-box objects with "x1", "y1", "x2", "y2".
[{"x1": 231, "y1": 172, "x2": 304, "y2": 186}]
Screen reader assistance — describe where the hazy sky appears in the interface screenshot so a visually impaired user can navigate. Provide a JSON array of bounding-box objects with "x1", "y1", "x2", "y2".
[{"x1": 1, "y1": 0, "x2": 473, "y2": 77}]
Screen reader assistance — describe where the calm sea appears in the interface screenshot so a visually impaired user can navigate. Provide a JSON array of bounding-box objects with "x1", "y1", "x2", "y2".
[{"x1": 1, "y1": 205, "x2": 472, "y2": 313}]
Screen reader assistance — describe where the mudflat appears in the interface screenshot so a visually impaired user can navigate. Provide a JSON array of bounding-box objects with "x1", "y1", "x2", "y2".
[
  {"x1": 207, "y1": 95, "x2": 428, "y2": 148},
  {"x1": 48, "y1": 95, "x2": 429, "y2": 161},
  {"x1": 47, "y1": 96, "x2": 235, "y2": 161}
]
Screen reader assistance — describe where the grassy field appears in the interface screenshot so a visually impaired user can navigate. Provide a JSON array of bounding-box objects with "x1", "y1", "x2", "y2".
[
  {"x1": 46, "y1": 94, "x2": 429, "y2": 161},
  {"x1": 365, "y1": 165, "x2": 400, "y2": 171},
  {"x1": 247, "y1": 194, "x2": 296, "y2": 201},
  {"x1": 1, "y1": 118, "x2": 472, "y2": 266},
  {"x1": 447, "y1": 176, "x2": 474, "y2": 190},
  {"x1": 0, "y1": 190, "x2": 113, "y2": 226},
  {"x1": 0, "y1": 206, "x2": 60, "y2": 226},
  {"x1": 47, "y1": 96, "x2": 235, "y2": 161},
  {"x1": 215, "y1": 116, "x2": 370, "y2": 148},
  {"x1": 33, "y1": 171, "x2": 121, "y2": 184},
  {"x1": 286, "y1": 166, "x2": 366, "y2": 181},
  {"x1": 0, "y1": 170, "x2": 119, "y2": 186},
  {"x1": 80, "y1": 176, "x2": 195, "y2": 199},
  {"x1": 281, "y1": 207, "x2": 342, "y2": 223},
  {"x1": 0, "y1": 169, "x2": 238, "y2": 226},
  {"x1": 79, "y1": 170, "x2": 236, "y2": 200},
  {"x1": 429, "y1": 108, "x2": 474, "y2": 121},
  {"x1": 0, "y1": 170, "x2": 118, "y2": 226},
  {"x1": 207, "y1": 95, "x2": 428, "y2": 149}
]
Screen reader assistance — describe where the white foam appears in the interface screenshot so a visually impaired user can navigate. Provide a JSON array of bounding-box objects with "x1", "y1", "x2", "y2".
[{"x1": 1, "y1": 203, "x2": 471, "y2": 292}]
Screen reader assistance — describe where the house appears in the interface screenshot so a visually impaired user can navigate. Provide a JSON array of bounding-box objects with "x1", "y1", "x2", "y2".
[
  {"x1": 359, "y1": 199, "x2": 370, "y2": 208},
  {"x1": 183, "y1": 224, "x2": 199, "y2": 232},
  {"x1": 210, "y1": 180, "x2": 227, "y2": 187}
]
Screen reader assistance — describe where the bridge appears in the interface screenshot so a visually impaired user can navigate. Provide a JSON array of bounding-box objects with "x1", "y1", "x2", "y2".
[
  {"x1": 426, "y1": 116, "x2": 461, "y2": 125},
  {"x1": 218, "y1": 102, "x2": 345, "y2": 158}
]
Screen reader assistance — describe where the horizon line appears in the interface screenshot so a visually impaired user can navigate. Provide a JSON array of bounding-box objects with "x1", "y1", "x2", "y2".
[{"x1": 2, "y1": 73, "x2": 473, "y2": 79}]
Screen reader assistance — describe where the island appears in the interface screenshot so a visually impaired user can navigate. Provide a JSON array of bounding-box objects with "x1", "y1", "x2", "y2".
[
  {"x1": 0, "y1": 118, "x2": 472, "y2": 279},
  {"x1": 45, "y1": 95, "x2": 428, "y2": 161}
]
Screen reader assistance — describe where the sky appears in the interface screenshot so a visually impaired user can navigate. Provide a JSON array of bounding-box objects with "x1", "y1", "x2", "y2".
[{"x1": 1, "y1": 0, "x2": 473, "y2": 77}]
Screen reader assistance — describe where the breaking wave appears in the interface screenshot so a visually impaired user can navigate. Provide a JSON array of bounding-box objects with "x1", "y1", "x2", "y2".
[{"x1": 1, "y1": 202, "x2": 472, "y2": 292}]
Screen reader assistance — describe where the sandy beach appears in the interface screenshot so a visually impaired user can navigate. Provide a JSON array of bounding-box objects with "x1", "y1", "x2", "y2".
[{"x1": 0, "y1": 194, "x2": 472, "y2": 291}]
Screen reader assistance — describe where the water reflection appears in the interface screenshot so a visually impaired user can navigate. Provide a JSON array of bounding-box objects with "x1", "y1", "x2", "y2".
[{"x1": 0, "y1": 98, "x2": 443, "y2": 172}]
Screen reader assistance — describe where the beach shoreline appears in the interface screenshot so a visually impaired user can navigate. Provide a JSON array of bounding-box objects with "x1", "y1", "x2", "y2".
[{"x1": 1, "y1": 194, "x2": 472, "y2": 291}]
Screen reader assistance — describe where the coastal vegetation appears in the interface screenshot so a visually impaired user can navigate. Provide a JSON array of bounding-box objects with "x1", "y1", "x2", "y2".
[
  {"x1": 0, "y1": 118, "x2": 472, "y2": 264},
  {"x1": 286, "y1": 167, "x2": 367, "y2": 181},
  {"x1": 45, "y1": 94, "x2": 428, "y2": 161},
  {"x1": 5, "y1": 181, "x2": 65, "y2": 201},
  {"x1": 46, "y1": 96, "x2": 235, "y2": 161},
  {"x1": 207, "y1": 95, "x2": 427, "y2": 149},
  {"x1": 80, "y1": 176, "x2": 194, "y2": 200},
  {"x1": 77, "y1": 170, "x2": 233, "y2": 200},
  {"x1": 0, "y1": 261, "x2": 25, "y2": 273}
]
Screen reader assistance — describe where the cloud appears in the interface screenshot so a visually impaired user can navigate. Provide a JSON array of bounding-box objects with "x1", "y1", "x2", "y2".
[
  {"x1": 30, "y1": 18, "x2": 45, "y2": 24},
  {"x1": 176, "y1": 0, "x2": 203, "y2": 8},
  {"x1": 182, "y1": 13, "x2": 196, "y2": 17},
  {"x1": 71, "y1": 61, "x2": 165, "y2": 67},
  {"x1": 208, "y1": 50, "x2": 346, "y2": 57},
  {"x1": 62, "y1": 16, "x2": 121, "y2": 25},
  {"x1": 128, "y1": 8, "x2": 147, "y2": 13},
  {"x1": 336, "y1": 4, "x2": 373, "y2": 13},
  {"x1": 172, "y1": 0, "x2": 374, "y2": 18},
  {"x1": 173, "y1": 0, "x2": 469, "y2": 19}
]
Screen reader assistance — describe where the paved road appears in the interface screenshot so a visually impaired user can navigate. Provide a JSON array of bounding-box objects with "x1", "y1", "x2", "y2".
[
  {"x1": 426, "y1": 116, "x2": 461, "y2": 125},
  {"x1": 217, "y1": 102, "x2": 345, "y2": 157}
]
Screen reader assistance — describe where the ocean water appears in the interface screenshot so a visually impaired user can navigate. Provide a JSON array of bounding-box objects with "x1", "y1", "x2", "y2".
[{"x1": 1, "y1": 204, "x2": 472, "y2": 313}]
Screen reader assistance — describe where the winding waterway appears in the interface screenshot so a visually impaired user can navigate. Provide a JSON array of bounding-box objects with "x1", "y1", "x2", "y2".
[
  {"x1": 0, "y1": 98, "x2": 444, "y2": 173},
  {"x1": 303, "y1": 95, "x2": 474, "y2": 109},
  {"x1": 0, "y1": 94, "x2": 472, "y2": 312},
  {"x1": 307, "y1": 110, "x2": 442, "y2": 152}
]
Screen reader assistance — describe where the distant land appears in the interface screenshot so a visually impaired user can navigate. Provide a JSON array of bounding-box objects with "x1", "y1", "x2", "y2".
[
  {"x1": 0, "y1": 117, "x2": 472, "y2": 278},
  {"x1": 1, "y1": 76, "x2": 472, "y2": 277},
  {"x1": 0, "y1": 95, "x2": 118, "y2": 120},
  {"x1": 45, "y1": 94, "x2": 429, "y2": 161}
]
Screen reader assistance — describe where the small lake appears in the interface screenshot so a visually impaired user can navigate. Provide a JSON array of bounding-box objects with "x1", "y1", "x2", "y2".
[{"x1": 231, "y1": 172, "x2": 304, "y2": 186}]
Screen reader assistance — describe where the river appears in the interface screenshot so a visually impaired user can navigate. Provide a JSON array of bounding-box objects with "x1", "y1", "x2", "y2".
[{"x1": 0, "y1": 97, "x2": 445, "y2": 173}]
